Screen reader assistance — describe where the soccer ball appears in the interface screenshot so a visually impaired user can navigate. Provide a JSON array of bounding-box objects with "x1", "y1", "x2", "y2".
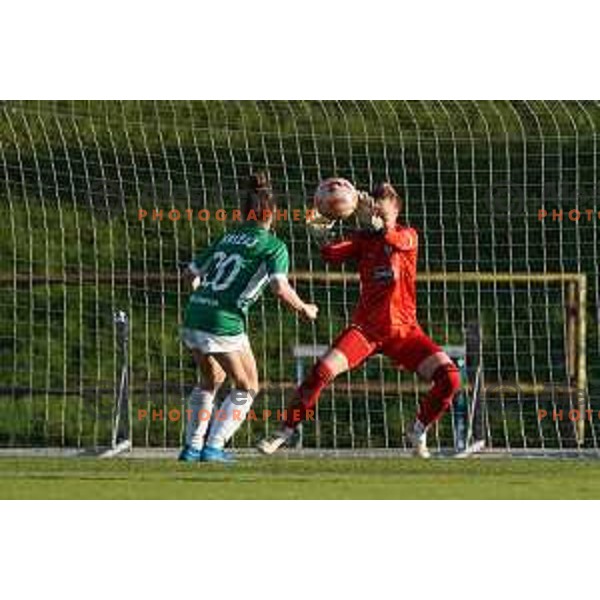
[{"x1": 314, "y1": 177, "x2": 358, "y2": 220}]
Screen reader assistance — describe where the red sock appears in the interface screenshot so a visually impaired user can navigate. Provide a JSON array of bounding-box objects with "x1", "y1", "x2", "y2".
[
  {"x1": 285, "y1": 360, "x2": 334, "y2": 428},
  {"x1": 416, "y1": 363, "x2": 461, "y2": 427}
]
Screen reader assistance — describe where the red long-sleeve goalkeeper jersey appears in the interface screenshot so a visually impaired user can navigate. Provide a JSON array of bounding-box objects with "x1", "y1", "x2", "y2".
[{"x1": 321, "y1": 225, "x2": 419, "y2": 339}]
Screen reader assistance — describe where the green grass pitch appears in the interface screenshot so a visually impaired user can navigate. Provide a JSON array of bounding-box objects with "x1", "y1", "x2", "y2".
[{"x1": 1, "y1": 457, "x2": 600, "y2": 499}]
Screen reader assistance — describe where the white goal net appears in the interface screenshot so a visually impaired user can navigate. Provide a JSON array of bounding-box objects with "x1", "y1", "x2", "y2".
[{"x1": 0, "y1": 100, "x2": 598, "y2": 454}]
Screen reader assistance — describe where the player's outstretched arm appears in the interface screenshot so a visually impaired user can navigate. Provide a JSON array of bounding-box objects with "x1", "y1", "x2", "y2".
[{"x1": 269, "y1": 276, "x2": 318, "y2": 321}]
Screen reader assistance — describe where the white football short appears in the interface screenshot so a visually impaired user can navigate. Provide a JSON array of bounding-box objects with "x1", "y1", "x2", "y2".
[{"x1": 181, "y1": 328, "x2": 250, "y2": 354}]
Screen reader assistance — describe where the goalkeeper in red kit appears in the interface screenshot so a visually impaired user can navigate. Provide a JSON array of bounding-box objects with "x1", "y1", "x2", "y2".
[{"x1": 257, "y1": 182, "x2": 461, "y2": 458}]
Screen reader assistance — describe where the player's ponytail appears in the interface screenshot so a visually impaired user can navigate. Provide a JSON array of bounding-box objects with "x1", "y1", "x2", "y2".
[{"x1": 244, "y1": 171, "x2": 276, "y2": 223}]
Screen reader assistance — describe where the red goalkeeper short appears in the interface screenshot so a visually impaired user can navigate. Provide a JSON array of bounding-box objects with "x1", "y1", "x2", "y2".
[{"x1": 331, "y1": 323, "x2": 442, "y2": 373}]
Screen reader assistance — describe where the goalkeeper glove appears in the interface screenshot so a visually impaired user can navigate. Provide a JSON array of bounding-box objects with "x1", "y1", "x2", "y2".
[
  {"x1": 306, "y1": 209, "x2": 337, "y2": 244},
  {"x1": 355, "y1": 190, "x2": 384, "y2": 232}
]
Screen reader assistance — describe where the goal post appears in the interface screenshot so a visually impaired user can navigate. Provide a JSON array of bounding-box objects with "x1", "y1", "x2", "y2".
[{"x1": 97, "y1": 310, "x2": 131, "y2": 458}]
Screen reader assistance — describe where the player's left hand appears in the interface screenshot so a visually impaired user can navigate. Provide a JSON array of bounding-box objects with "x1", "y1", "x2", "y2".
[
  {"x1": 355, "y1": 190, "x2": 384, "y2": 232},
  {"x1": 300, "y1": 303, "x2": 319, "y2": 321}
]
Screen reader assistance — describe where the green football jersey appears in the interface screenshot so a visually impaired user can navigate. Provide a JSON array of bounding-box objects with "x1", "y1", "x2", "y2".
[{"x1": 183, "y1": 224, "x2": 289, "y2": 335}]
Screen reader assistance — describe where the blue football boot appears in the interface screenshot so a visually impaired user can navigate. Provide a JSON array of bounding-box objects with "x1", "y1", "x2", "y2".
[
  {"x1": 201, "y1": 445, "x2": 236, "y2": 463},
  {"x1": 178, "y1": 445, "x2": 204, "y2": 462}
]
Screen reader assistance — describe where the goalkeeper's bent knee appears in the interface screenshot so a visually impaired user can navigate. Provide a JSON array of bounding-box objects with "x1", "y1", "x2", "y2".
[
  {"x1": 418, "y1": 363, "x2": 462, "y2": 426},
  {"x1": 432, "y1": 362, "x2": 461, "y2": 405}
]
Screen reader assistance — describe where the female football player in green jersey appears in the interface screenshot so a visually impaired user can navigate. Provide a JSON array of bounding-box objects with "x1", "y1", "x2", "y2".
[{"x1": 179, "y1": 173, "x2": 318, "y2": 462}]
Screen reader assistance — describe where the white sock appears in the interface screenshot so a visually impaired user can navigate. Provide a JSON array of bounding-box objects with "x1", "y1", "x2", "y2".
[
  {"x1": 185, "y1": 387, "x2": 215, "y2": 450},
  {"x1": 413, "y1": 419, "x2": 427, "y2": 442},
  {"x1": 205, "y1": 390, "x2": 254, "y2": 449}
]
